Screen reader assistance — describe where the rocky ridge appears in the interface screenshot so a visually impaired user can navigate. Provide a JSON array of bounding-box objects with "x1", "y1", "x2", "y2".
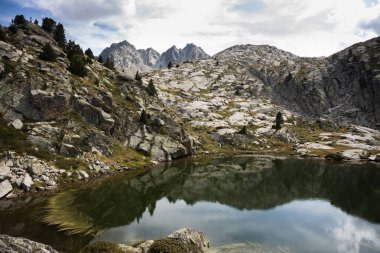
[{"x1": 99, "y1": 41, "x2": 210, "y2": 75}]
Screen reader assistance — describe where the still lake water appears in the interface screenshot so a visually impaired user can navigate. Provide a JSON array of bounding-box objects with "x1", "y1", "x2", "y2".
[{"x1": 1, "y1": 156, "x2": 380, "y2": 252}]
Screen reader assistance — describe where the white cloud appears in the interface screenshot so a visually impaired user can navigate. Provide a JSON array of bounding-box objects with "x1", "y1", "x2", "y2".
[
  {"x1": 15, "y1": 0, "x2": 380, "y2": 56},
  {"x1": 330, "y1": 217, "x2": 380, "y2": 253}
]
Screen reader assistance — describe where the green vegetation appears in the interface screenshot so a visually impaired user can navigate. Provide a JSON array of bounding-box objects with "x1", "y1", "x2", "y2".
[
  {"x1": 238, "y1": 125, "x2": 247, "y2": 135},
  {"x1": 104, "y1": 57, "x2": 115, "y2": 70},
  {"x1": 41, "y1": 17, "x2": 56, "y2": 34},
  {"x1": 12, "y1": 15, "x2": 27, "y2": 25},
  {"x1": 274, "y1": 111, "x2": 284, "y2": 130},
  {"x1": 39, "y1": 43, "x2": 57, "y2": 62},
  {"x1": 135, "y1": 71, "x2": 143, "y2": 84},
  {"x1": 53, "y1": 23, "x2": 66, "y2": 47},
  {"x1": 80, "y1": 241, "x2": 124, "y2": 253},
  {"x1": 85, "y1": 48, "x2": 95, "y2": 59},
  {"x1": 150, "y1": 238, "x2": 200, "y2": 253},
  {"x1": 147, "y1": 79, "x2": 157, "y2": 96},
  {"x1": 0, "y1": 28, "x2": 5, "y2": 41},
  {"x1": 139, "y1": 109, "x2": 150, "y2": 125},
  {"x1": 68, "y1": 54, "x2": 87, "y2": 77},
  {"x1": 103, "y1": 144, "x2": 149, "y2": 168},
  {"x1": 54, "y1": 157, "x2": 87, "y2": 170}
]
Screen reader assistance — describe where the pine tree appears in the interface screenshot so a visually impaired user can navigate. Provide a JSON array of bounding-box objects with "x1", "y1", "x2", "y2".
[
  {"x1": 12, "y1": 15, "x2": 27, "y2": 25},
  {"x1": 97, "y1": 55, "x2": 103, "y2": 63},
  {"x1": 135, "y1": 71, "x2": 142, "y2": 84},
  {"x1": 85, "y1": 48, "x2": 94, "y2": 59},
  {"x1": 39, "y1": 43, "x2": 57, "y2": 62},
  {"x1": 41, "y1": 17, "x2": 56, "y2": 34},
  {"x1": 147, "y1": 79, "x2": 157, "y2": 96},
  {"x1": 0, "y1": 29, "x2": 5, "y2": 41},
  {"x1": 139, "y1": 110, "x2": 149, "y2": 125},
  {"x1": 34, "y1": 19, "x2": 38, "y2": 25},
  {"x1": 54, "y1": 23, "x2": 66, "y2": 47},
  {"x1": 167, "y1": 61, "x2": 173, "y2": 69},
  {"x1": 65, "y1": 40, "x2": 83, "y2": 60},
  {"x1": 275, "y1": 112, "x2": 284, "y2": 130},
  {"x1": 68, "y1": 54, "x2": 87, "y2": 77}
]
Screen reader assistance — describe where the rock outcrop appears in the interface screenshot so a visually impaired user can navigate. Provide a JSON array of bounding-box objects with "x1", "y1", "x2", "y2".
[
  {"x1": 155, "y1": 43, "x2": 210, "y2": 68},
  {"x1": 0, "y1": 234, "x2": 59, "y2": 253},
  {"x1": 99, "y1": 41, "x2": 210, "y2": 75}
]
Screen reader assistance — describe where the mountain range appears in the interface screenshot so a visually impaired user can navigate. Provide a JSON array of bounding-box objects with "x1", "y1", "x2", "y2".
[{"x1": 99, "y1": 41, "x2": 209, "y2": 75}]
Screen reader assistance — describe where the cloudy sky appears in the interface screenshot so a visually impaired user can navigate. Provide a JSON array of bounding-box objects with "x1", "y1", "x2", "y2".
[{"x1": 1, "y1": 0, "x2": 380, "y2": 56}]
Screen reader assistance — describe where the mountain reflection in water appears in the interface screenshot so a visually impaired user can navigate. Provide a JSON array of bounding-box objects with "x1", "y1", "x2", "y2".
[{"x1": 41, "y1": 156, "x2": 380, "y2": 252}]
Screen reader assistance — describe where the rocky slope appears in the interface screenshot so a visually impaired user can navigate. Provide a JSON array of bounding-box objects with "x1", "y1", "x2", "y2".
[
  {"x1": 99, "y1": 41, "x2": 210, "y2": 75},
  {"x1": 0, "y1": 22, "x2": 196, "y2": 199},
  {"x1": 0, "y1": 21, "x2": 380, "y2": 200}
]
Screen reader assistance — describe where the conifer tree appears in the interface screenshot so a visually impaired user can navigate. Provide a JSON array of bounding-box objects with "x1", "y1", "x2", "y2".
[
  {"x1": 54, "y1": 23, "x2": 66, "y2": 47},
  {"x1": 147, "y1": 79, "x2": 157, "y2": 96},
  {"x1": 39, "y1": 43, "x2": 57, "y2": 62}
]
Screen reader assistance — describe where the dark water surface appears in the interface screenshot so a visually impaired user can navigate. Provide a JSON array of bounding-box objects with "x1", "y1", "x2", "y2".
[{"x1": 1, "y1": 156, "x2": 380, "y2": 253}]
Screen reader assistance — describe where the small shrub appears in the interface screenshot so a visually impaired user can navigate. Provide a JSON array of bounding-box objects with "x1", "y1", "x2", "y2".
[
  {"x1": 80, "y1": 241, "x2": 124, "y2": 253},
  {"x1": 97, "y1": 55, "x2": 103, "y2": 63},
  {"x1": 8, "y1": 25, "x2": 17, "y2": 34},
  {"x1": 55, "y1": 157, "x2": 86, "y2": 170},
  {"x1": 238, "y1": 125, "x2": 247, "y2": 135},
  {"x1": 167, "y1": 61, "x2": 173, "y2": 69},
  {"x1": 39, "y1": 43, "x2": 57, "y2": 62}
]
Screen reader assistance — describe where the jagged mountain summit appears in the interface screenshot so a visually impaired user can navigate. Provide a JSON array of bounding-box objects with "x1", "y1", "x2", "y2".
[
  {"x1": 99, "y1": 40, "x2": 160, "y2": 76},
  {"x1": 99, "y1": 41, "x2": 210, "y2": 75},
  {"x1": 155, "y1": 43, "x2": 210, "y2": 68}
]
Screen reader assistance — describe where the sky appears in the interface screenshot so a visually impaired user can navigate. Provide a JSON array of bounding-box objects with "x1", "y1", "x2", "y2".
[{"x1": 1, "y1": 0, "x2": 380, "y2": 57}]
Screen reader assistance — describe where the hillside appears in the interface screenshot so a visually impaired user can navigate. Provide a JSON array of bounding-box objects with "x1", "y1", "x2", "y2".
[{"x1": 0, "y1": 20, "x2": 380, "y2": 199}]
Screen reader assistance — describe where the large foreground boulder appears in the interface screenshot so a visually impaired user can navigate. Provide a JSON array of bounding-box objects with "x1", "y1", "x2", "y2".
[{"x1": 0, "y1": 234, "x2": 59, "y2": 253}]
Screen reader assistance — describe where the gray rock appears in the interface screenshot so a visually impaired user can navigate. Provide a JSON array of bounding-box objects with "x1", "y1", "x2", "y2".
[
  {"x1": 0, "y1": 234, "x2": 59, "y2": 253},
  {"x1": 21, "y1": 173, "x2": 33, "y2": 191},
  {"x1": 0, "y1": 166, "x2": 11, "y2": 177},
  {"x1": 10, "y1": 119, "x2": 23, "y2": 130},
  {"x1": 59, "y1": 143, "x2": 80, "y2": 157},
  {"x1": 27, "y1": 164, "x2": 45, "y2": 176},
  {"x1": 0, "y1": 180, "x2": 13, "y2": 199},
  {"x1": 79, "y1": 170, "x2": 89, "y2": 179},
  {"x1": 167, "y1": 228, "x2": 210, "y2": 252}
]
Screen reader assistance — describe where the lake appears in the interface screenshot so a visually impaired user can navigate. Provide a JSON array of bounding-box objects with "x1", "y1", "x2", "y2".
[{"x1": 1, "y1": 155, "x2": 380, "y2": 252}]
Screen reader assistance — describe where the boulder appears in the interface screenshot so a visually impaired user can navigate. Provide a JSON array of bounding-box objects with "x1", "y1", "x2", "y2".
[
  {"x1": 0, "y1": 234, "x2": 59, "y2": 253},
  {"x1": 0, "y1": 166, "x2": 11, "y2": 178},
  {"x1": 0, "y1": 180, "x2": 13, "y2": 199},
  {"x1": 342, "y1": 150, "x2": 367, "y2": 160},
  {"x1": 27, "y1": 164, "x2": 45, "y2": 176},
  {"x1": 21, "y1": 173, "x2": 33, "y2": 191},
  {"x1": 59, "y1": 143, "x2": 81, "y2": 157},
  {"x1": 167, "y1": 228, "x2": 210, "y2": 252},
  {"x1": 325, "y1": 152, "x2": 344, "y2": 161},
  {"x1": 10, "y1": 119, "x2": 23, "y2": 130}
]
